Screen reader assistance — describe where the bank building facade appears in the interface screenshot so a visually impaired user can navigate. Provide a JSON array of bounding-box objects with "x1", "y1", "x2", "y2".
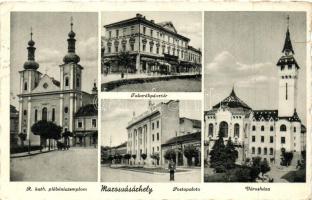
[
  {"x1": 17, "y1": 20, "x2": 98, "y2": 146},
  {"x1": 204, "y1": 23, "x2": 306, "y2": 166},
  {"x1": 102, "y1": 13, "x2": 202, "y2": 76}
]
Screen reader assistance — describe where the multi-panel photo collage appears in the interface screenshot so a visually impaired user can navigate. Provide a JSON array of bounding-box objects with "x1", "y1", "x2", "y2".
[{"x1": 3, "y1": 4, "x2": 311, "y2": 200}]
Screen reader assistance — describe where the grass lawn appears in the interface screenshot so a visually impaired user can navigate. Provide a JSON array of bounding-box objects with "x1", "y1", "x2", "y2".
[
  {"x1": 281, "y1": 169, "x2": 306, "y2": 182},
  {"x1": 118, "y1": 166, "x2": 188, "y2": 173}
]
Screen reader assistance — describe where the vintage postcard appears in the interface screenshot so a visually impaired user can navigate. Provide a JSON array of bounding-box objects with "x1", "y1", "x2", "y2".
[{"x1": 0, "y1": 1, "x2": 311, "y2": 200}]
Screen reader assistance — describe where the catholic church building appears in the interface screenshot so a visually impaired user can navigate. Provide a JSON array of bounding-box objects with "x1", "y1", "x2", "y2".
[
  {"x1": 204, "y1": 21, "x2": 306, "y2": 166},
  {"x1": 17, "y1": 20, "x2": 98, "y2": 146}
]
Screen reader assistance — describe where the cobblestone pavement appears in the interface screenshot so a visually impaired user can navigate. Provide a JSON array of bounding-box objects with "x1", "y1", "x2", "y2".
[
  {"x1": 11, "y1": 148, "x2": 97, "y2": 181},
  {"x1": 101, "y1": 166, "x2": 201, "y2": 182}
]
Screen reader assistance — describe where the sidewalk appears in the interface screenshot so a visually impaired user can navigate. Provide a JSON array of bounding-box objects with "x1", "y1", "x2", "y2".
[{"x1": 10, "y1": 148, "x2": 57, "y2": 158}]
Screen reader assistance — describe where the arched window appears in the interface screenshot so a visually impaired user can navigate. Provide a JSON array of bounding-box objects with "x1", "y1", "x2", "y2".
[
  {"x1": 157, "y1": 133, "x2": 159, "y2": 141},
  {"x1": 219, "y1": 121, "x2": 228, "y2": 138},
  {"x1": 35, "y1": 109, "x2": 38, "y2": 122},
  {"x1": 76, "y1": 77, "x2": 80, "y2": 88},
  {"x1": 208, "y1": 123, "x2": 213, "y2": 137},
  {"x1": 23, "y1": 110, "x2": 27, "y2": 116},
  {"x1": 65, "y1": 77, "x2": 69, "y2": 87},
  {"x1": 64, "y1": 107, "x2": 68, "y2": 114},
  {"x1": 280, "y1": 124, "x2": 287, "y2": 132},
  {"x1": 269, "y1": 148, "x2": 273, "y2": 155},
  {"x1": 252, "y1": 125, "x2": 256, "y2": 131},
  {"x1": 270, "y1": 126, "x2": 274, "y2": 131},
  {"x1": 42, "y1": 107, "x2": 47, "y2": 121},
  {"x1": 264, "y1": 147, "x2": 267, "y2": 155},
  {"x1": 52, "y1": 108, "x2": 55, "y2": 122},
  {"x1": 261, "y1": 126, "x2": 265, "y2": 131},
  {"x1": 234, "y1": 123, "x2": 240, "y2": 138},
  {"x1": 24, "y1": 82, "x2": 28, "y2": 91},
  {"x1": 258, "y1": 147, "x2": 261, "y2": 155}
]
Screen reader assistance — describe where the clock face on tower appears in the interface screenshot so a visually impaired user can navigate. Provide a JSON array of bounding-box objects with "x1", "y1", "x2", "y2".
[{"x1": 43, "y1": 83, "x2": 48, "y2": 89}]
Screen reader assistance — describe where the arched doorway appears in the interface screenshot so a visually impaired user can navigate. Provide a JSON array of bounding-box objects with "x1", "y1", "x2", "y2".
[
  {"x1": 219, "y1": 121, "x2": 228, "y2": 137},
  {"x1": 42, "y1": 107, "x2": 47, "y2": 121}
]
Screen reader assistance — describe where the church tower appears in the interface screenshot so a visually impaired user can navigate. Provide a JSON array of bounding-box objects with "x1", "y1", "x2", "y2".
[
  {"x1": 59, "y1": 18, "x2": 83, "y2": 132},
  {"x1": 60, "y1": 17, "x2": 83, "y2": 91},
  {"x1": 19, "y1": 29, "x2": 41, "y2": 94},
  {"x1": 277, "y1": 16, "x2": 300, "y2": 117}
]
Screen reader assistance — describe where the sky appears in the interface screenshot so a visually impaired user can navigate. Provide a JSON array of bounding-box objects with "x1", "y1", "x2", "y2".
[
  {"x1": 204, "y1": 12, "x2": 307, "y2": 124},
  {"x1": 10, "y1": 12, "x2": 98, "y2": 108},
  {"x1": 101, "y1": 11, "x2": 202, "y2": 50},
  {"x1": 101, "y1": 100, "x2": 201, "y2": 147}
]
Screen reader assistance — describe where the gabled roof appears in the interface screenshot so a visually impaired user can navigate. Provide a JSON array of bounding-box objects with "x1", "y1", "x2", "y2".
[
  {"x1": 253, "y1": 110, "x2": 278, "y2": 121},
  {"x1": 157, "y1": 21, "x2": 177, "y2": 33},
  {"x1": 213, "y1": 88, "x2": 251, "y2": 110},
  {"x1": 279, "y1": 109, "x2": 301, "y2": 122},
  {"x1": 162, "y1": 131, "x2": 201, "y2": 147},
  {"x1": 75, "y1": 104, "x2": 98, "y2": 117}
]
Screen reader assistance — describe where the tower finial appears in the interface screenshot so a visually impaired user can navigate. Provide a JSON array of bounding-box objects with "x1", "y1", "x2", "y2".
[
  {"x1": 30, "y1": 27, "x2": 33, "y2": 40},
  {"x1": 286, "y1": 15, "x2": 290, "y2": 28},
  {"x1": 70, "y1": 16, "x2": 73, "y2": 31}
]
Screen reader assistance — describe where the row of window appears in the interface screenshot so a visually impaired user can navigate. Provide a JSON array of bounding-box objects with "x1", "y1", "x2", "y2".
[
  {"x1": 251, "y1": 135, "x2": 285, "y2": 144},
  {"x1": 251, "y1": 147, "x2": 274, "y2": 155},
  {"x1": 252, "y1": 124, "x2": 296, "y2": 132},
  {"x1": 108, "y1": 26, "x2": 187, "y2": 47},
  {"x1": 208, "y1": 122, "x2": 239, "y2": 138},
  {"x1": 128, "y1": 120, "x2": 159, "y2": 138},
  {"x1": 77, "y1": 119, "x2": 97, "y2": 128}
]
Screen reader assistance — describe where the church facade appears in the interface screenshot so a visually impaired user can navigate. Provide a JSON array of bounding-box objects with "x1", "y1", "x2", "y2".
[
  {"x1": 17, "y1": 20, "x2": 97, "y2": 146},
  {"x1": 204, "y1": 23, "x2": 306, "y2": 166}
]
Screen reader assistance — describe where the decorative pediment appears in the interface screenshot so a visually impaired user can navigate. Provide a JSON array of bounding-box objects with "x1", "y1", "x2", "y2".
[{"x1": 32, "y1": 74, "x2": 60, "y2": 93}]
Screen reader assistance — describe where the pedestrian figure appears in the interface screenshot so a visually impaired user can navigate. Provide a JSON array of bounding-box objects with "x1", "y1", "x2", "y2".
[{"x1": 168, "y1": 159, "x2": 176, "y2": 181}]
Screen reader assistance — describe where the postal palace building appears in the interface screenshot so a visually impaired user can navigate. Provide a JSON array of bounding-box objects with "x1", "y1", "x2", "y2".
[
  {"x1": 102, "y1": 13, "x2": 202, "y2": 76},
  {"x1": 126, "y1": 100, "x2": 201, "y2": 167},
  {"x1": 204, "y1": 24, "x2": 306, "y2": 166},
  {"x1": 17, "y1": 21, "x2": 98, "y2": 147}
]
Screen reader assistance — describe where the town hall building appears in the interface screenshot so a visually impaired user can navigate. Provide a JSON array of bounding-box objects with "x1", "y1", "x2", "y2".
[
  {"x1": 204, "y1": 20, "x2": 306, "y2": 167},
  {"x1": 17, "y1": 20, "x2": 98, "y2": 146}
]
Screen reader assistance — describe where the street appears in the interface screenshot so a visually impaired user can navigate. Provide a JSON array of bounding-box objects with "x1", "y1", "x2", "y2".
[
  {"x1": 101, "y1": 166, "x2": 201, "y2": 182},
  {"x1": 11, "y1": 148, "x2": 97, "y2": 181}
]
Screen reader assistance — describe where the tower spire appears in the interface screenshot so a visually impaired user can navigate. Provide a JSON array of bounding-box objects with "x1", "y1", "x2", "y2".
[
  {"x1": 282, "y1": 15, "x2": 294, "y2": 55},
  {"x1": 23, "y1": 27, "x2": 39, "y2": 70},
  {"x1": 63, "y1": 17, "x2": 80, "y2": 64}
]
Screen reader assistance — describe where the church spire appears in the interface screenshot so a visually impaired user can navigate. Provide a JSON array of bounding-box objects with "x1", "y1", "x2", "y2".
[
  {"x1": 23, "y1": 27, "x2": 39, "y2": 70},
  {"x1": 282, "y1": 15, "x2": 295, "y2": 55},
  {"x1": 63, "y1": 17, "x2": 80, "y2": 64}
]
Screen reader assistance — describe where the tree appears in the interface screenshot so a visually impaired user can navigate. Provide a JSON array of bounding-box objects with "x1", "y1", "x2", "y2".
[
  {"x1": 116, "y1": 51, "x2": 134, "y2": 78},
  {"x1": 164, "y1": 149, "x2": 176, "y2": 161},
  {"x1": 141, "y1": 153, "x2": 147, "y2": 164},
  {"x1": 18, "y1": 132, "x2": 27, "y2": 147},
  {"x1": 132, "y1": 154, "x2": 137, "y2": 164},
  {"x1": 281, "y1": 151, "x2": 294, "y2": 166},
  {"x1": 223, "y1": 137, "x2": 238, "y2": 170},
  {"x1": 31, "y1": 120, "x2": 62, "y2": 150},
  {"x1": 151, "y1": 153, "x2": 160, "y2": 166},
  {"x1": 260, "y1": 159, "x2": 271, "y2": 176},
  {"x1": 183, "y1": 145, "x2": 198, "y2": 166},
  {"x1": 209, "y1": 132, "x2": 226, "y2": 171},
  {"x1": 124, "y1": 153, "x2": 131, "y2": 165}
]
